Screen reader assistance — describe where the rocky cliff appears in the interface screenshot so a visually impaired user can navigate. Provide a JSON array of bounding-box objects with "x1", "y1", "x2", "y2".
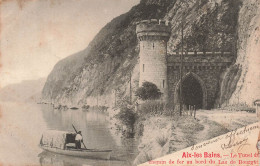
[
  {"x1": 42, "y1": 0, "x2": 259, "y2": 107},
  {"x1": 219, "y1": 0, "x2": 260, "y2": 106}
]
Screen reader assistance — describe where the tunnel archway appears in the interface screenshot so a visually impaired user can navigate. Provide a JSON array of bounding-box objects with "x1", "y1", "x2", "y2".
[
  {"x1": 174, "y1": 72, "x2": 207, "y2": 109},
  {"x1": 182, "y1": 75, "x2": 203, "y2": 109}
]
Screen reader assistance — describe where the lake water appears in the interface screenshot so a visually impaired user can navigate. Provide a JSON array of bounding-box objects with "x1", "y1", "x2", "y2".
[{"x1": 0, "y1": 102, "x2": 139, "y2": 166}]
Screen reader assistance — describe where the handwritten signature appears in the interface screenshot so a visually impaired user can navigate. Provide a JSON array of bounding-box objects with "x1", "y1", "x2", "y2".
[{"x1": 221, "y1": 129, "x2": 250, "y2": 151}]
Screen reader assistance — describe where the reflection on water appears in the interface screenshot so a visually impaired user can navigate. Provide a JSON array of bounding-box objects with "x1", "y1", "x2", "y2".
[
  {"x1": 40, "y1": 104, "x2": 138, "y2": 166},
  {"x1": 38, "y1": 151, "x2": 125, "y2": 166}
]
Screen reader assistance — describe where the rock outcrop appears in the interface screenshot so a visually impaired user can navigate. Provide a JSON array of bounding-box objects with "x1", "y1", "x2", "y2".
[{"x1": 219, "y1": 0, "x2": 260, "y2": 106}]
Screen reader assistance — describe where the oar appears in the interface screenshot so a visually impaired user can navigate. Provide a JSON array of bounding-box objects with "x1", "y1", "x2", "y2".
[{"x1": 72, "y1": 124, "x2": 87, "y2": 149}]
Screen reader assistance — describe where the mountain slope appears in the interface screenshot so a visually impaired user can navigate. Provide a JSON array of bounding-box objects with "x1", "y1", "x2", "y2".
[
  {"x1": 42, "y1": 0, "x2": 258, "y2": 107},
  {"x1": 0, "y1": 78, "x2": 46, "y2": 102},
  {"x1": 42, "y1": 0, "x2": 177, "y2": 106}
]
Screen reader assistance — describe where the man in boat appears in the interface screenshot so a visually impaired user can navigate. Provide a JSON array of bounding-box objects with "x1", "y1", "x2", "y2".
[{"x1": 75, "y1": 131, "x2": 83, "y2": 149}]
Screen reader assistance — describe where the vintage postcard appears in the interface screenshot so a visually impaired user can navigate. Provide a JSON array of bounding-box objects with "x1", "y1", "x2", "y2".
[{"x1": 0, "y1": 0, "x2": 259, "y2": 166}]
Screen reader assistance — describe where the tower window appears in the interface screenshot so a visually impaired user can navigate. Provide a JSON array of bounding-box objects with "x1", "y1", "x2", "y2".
[
  {"x1": 163, "y1": 80, "x2": 165, "y2": 88},
  {"x1": 143, "y1": 64, "x2": 145, "y2": 72},
  {"x1": 153, "y1": 43, "x2": 155, "y2": 49}
]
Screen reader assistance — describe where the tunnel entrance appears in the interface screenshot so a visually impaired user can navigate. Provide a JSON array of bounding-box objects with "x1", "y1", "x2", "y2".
[{"x1": 179, "y1": 75, "x2": 203, "y2": 109}]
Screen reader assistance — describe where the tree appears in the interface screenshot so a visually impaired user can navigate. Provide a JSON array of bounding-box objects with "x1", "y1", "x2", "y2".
[{"x1": 135, "y1": 81, "x2": 162, "y2": 100}]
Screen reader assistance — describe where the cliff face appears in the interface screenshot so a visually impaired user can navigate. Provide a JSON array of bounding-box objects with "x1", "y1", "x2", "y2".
[
  {"x1": 42, "y1": 0, "x2": 258, "y2": 107},
  {"x1": 166, "y1": 0, "x2": 241, "y2": 52},
  {"x1": 42, "y1": 0, "x2": 176, "y2": 106},
  {"x1": 219, "y1": 0, "x2": 260, "y2": 106}
]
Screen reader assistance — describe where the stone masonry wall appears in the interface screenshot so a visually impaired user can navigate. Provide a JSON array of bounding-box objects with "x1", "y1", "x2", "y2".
[
  {"x1": 167, "y1": 52, "x2": 233, "y2": 109},
  {"x1": 139, "y1": 39, "x2": 168, "y2": 99}
]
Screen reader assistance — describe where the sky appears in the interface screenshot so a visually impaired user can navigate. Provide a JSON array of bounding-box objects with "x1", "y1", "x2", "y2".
[{"x1": 0, "y1": 0, "x2": 139, "y2": 88}]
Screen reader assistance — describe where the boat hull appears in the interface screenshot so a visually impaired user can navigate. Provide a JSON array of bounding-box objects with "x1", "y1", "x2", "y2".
[{"x1": 40, "y1": 145, "x2": 112, "y2": 160}]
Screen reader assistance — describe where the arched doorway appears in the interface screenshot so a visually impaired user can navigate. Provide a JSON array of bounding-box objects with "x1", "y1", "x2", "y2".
[
  {"x1": 174, "y1": 72, "x2": 207, "y2": 109},
  {"x1": 182, "y1": 75, "x2": 203, "y2": 109}
]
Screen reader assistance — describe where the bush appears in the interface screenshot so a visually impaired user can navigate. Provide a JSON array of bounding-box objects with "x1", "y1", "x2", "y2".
[
  {"x1": 156, "y1": 135, "x2": 168, "y2": 147},
  {"x1": 135, "y1": 82, "x2": 162, "y2": 100},
  {"x1": 115, "y1": 107, "x2": 137, "y2": 131},
  {"x1": 139, "y1": 100, "x2": 165, "y2": 116},
  {"x1": 81, "y1": 105, "x2": 90, "y2": 110}
]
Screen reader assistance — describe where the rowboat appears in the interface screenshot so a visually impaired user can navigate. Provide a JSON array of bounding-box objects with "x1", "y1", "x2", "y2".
[
  {"x1": 39, "y1": 130, "x2": 112, "y2": 160},
  {"x1": 40, "y1": 144, "x2": 112, "y2": 160},
  {"x1": 70, "y1": 107, "x2": 79, "y2": 110}
]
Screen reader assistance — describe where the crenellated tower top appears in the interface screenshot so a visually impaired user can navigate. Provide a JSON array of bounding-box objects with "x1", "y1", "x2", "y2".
[{"x1": 136, "y1": 19, "x2": 171, "y2": 41}]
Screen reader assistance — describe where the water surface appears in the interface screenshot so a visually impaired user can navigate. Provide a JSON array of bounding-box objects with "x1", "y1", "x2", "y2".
[{"x1": 0, "y1": 102, "x2": 138, "y2": 166}]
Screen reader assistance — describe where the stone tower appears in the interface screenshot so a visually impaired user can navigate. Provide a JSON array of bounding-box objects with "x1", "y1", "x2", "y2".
[{"x1": 136, "y1": 19, "x2": 171, "y2": 101}]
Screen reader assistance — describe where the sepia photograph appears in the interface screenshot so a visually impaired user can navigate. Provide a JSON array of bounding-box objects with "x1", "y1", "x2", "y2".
[{"x1": 0, "y1": 0, "x2": 259, "y2": 166}]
